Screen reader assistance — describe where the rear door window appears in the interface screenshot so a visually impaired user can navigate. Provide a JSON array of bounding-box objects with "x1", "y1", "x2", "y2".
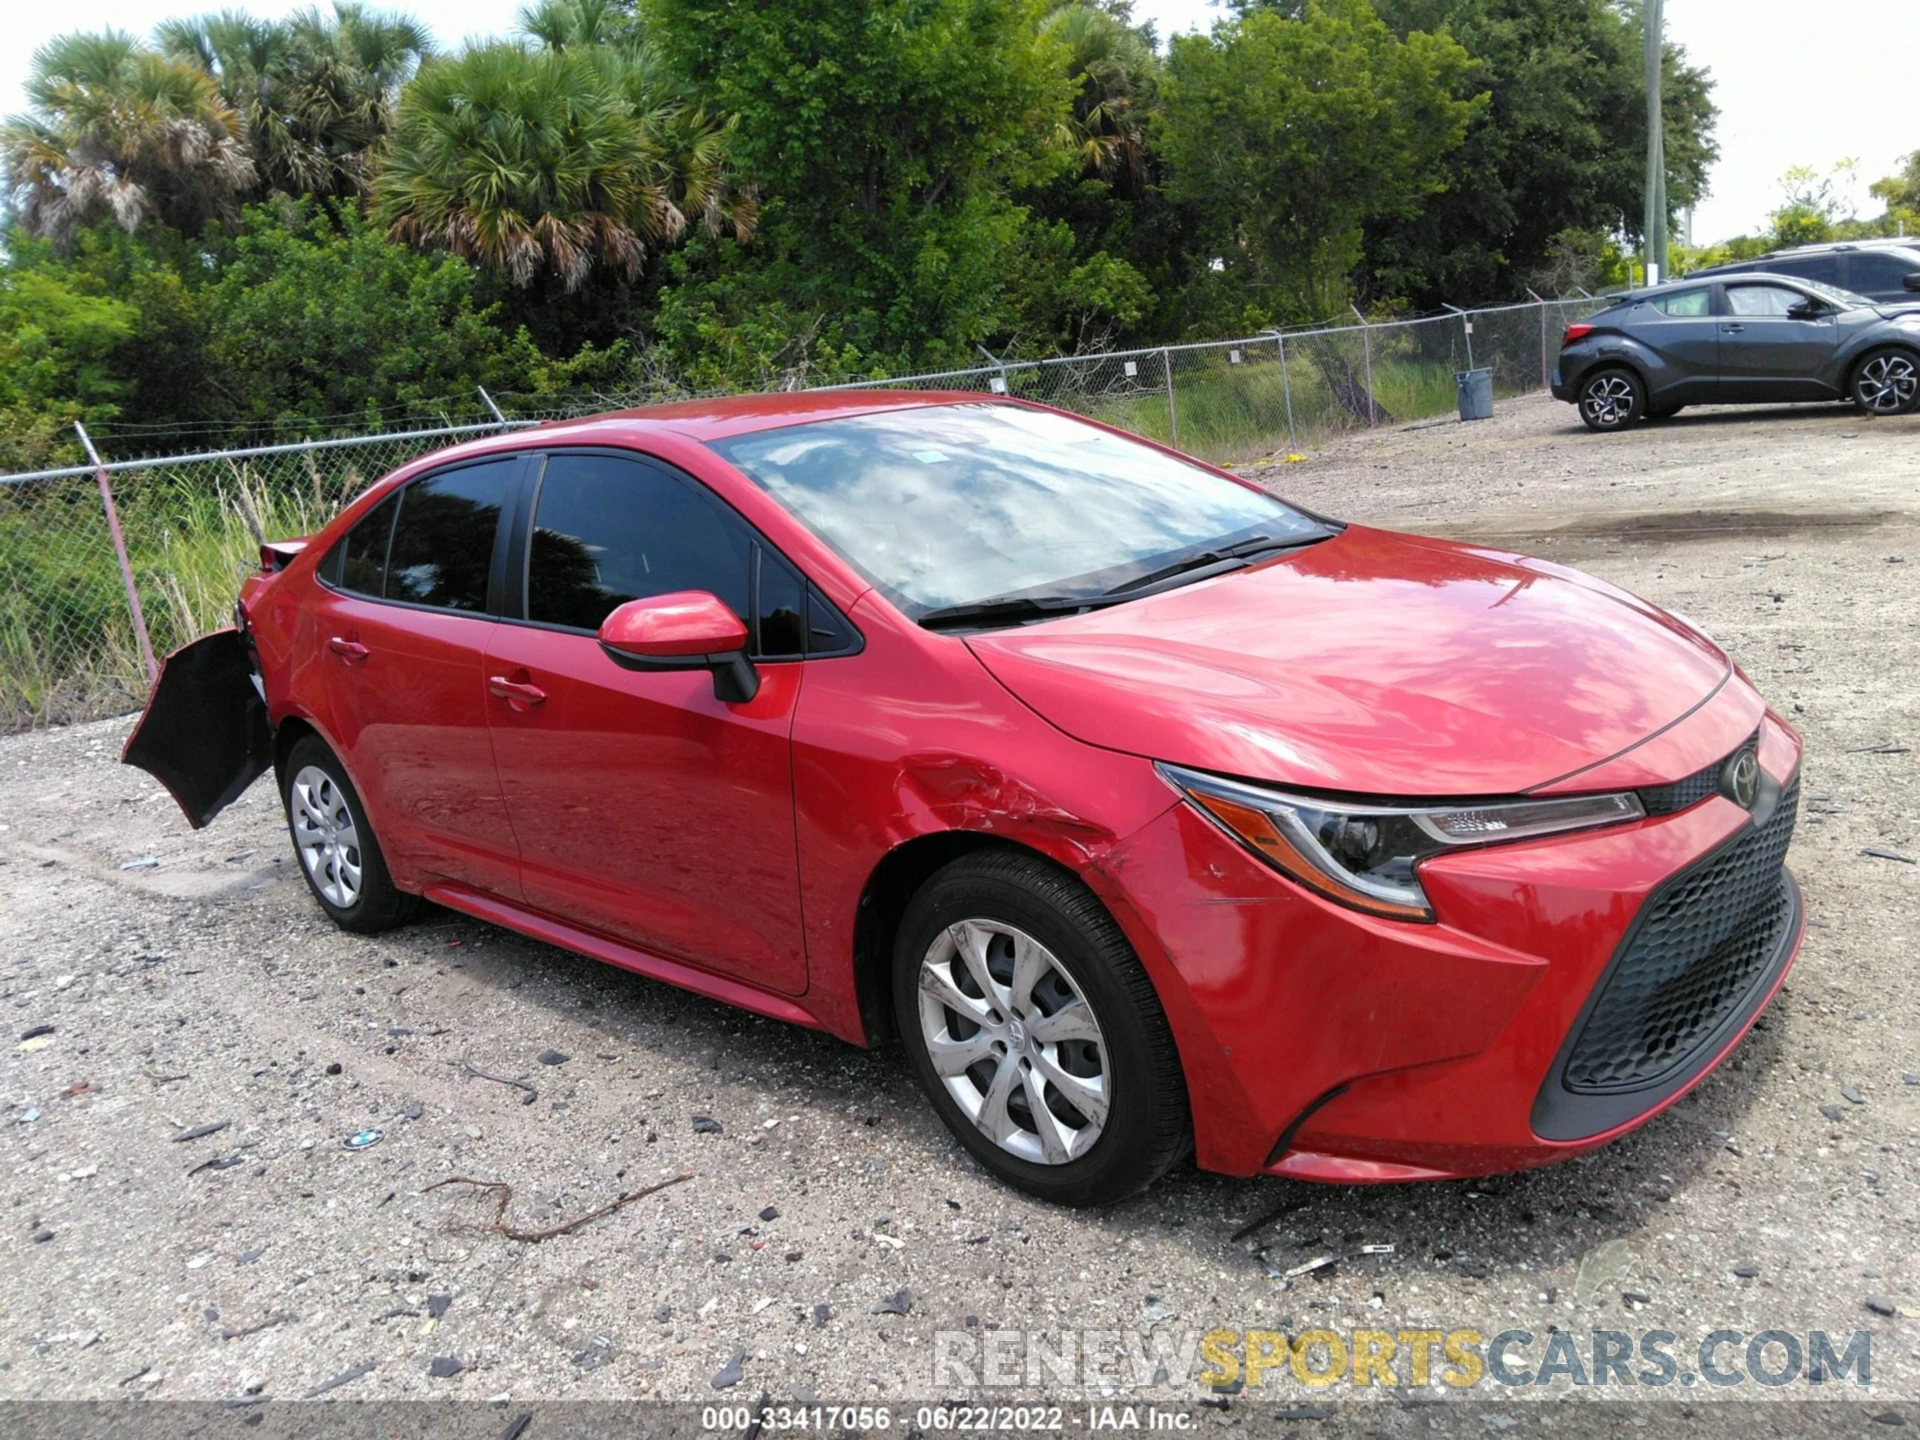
[
  {"x1": 336, "y1": 492, "x2": 398, "y2": 597},
  {"x1": 1652, "y1": 289, "x2": 1711, "y2": 316},
  {"x1": 383, "y1": 459, "x2": 518, "y2": 611},
  {"x1": 1762, "y1": 255, "x2": 1838, "y2": 284}
]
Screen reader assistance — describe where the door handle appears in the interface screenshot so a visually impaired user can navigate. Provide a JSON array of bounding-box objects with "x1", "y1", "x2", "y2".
[
  {"x1": 1722, "y1": 323, "x2": 1745, "y2": 333},
  {"x1": 328, "y1": 635, "x2": 370, "y2": 663},
  {"x1": 488, "y1": 675, "x2": 547, "y2": 707}
]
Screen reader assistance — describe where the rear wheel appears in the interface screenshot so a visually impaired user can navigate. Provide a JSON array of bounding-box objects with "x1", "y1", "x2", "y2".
[
  {"x1": 1850, "y1": 348, "x2": 1919, "y2": 417},
  {"x1": 892, "y1": 851, "x2": 1190, "y2": 1205},
  {"x1": 1577, "y1": 368, "x2": 1644, "y2": 431},
  {"x1": 282, "y1": 736, "x2": 415, "y2": 934}
]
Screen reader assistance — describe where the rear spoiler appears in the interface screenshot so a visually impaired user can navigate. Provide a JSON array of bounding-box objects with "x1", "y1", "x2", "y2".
[{"x1": 259, "y1": 538, "x2": 309, "y2": 573}]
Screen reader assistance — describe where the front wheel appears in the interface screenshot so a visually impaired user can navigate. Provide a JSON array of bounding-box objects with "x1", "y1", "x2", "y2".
[
  {"x1": 1577, "y1": 367, "x2": 1644, "y2": 431},
  {"x1": 282, "y1": 736, "x2": 416, "y2": 934},
  {"x1": 1850, "y1": 348, "x2": 1920, "y2": 417},
  {"x1": 892, "y1": 851, "x2": 1191, "y2": 1205}
]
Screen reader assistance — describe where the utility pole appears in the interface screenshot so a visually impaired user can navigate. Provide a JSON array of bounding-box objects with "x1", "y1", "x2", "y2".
[{"x1": 1643, "y1": 0, "x2": 1668, "y2": 285}]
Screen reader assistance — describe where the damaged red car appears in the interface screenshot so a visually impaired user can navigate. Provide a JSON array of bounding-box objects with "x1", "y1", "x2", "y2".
[{"x1": 127, "y1": 395, "x2": 1803, "y2": 1205}]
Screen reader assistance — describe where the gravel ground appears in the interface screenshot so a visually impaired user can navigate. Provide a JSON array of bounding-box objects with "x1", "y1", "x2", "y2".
[{"x1": 2, "y1": 393, "x2": 1917, "y2": 1428}]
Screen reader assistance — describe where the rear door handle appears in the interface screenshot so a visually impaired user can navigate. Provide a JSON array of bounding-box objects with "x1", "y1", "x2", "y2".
[
  {"x1": 488, "y1": 675, "x2": 547, "y2": 707},
  {"x1": 328, "y1": 636, "x2": 370, "y2": 663},
  {"x1": 1722, "y1": 323, "x2": 1745, "y2": 333}
]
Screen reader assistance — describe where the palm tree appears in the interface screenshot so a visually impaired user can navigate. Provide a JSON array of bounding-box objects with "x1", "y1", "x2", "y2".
[
  {"x1": 1043, "y1": 4, "x2": 1159, "y2": 194},
  {"x1": 156, "y1": 3, "x2": 431, "y2": 200},
  {"x1": 373, "y1": 11, "x2": 752, "y2": 291},
  {"x1": 1, "y1": 30, "x2": 254, "y2": 242}
]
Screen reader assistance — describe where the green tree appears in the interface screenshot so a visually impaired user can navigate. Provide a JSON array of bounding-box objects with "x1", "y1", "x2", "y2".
[
  {"x1": 373, "y1": 30, "x2": 751, "y2": 291},
  {"x1": 203, "y1": 201, "x2": 620, "y2": 429},
  {"x1": 642, "y1": 0, "x2": 1078, "y2": 372},
  {"x1": 1360, "y1": 0, "x2": 1719, "y2": 308},
  {"x1": 1870, "y1": 151, "x2": 1920, "y2": 223},
  {"x1": 156, "y1": 3, "x2": 432, "y2": 202},
  {"x1": 1155, "y1": 0, "x2": 1479, "y2": 325},
  {"x1": 1, "y1": 30, "x2": 253, "y2": 243}
]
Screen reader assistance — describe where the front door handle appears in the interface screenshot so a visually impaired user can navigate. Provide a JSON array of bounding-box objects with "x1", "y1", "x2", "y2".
[
  {"x1": 488, "y1": 675, "x2": 547, "y2": 708},
  {"x1": 328, "y1": 635, "x2": 370, "y2": 663},
  {"x1": 1722, "y1": 323, "x2": 1745, "y2": 333}
]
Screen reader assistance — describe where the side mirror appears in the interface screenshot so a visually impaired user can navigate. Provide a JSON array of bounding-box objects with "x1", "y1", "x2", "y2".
[
  {"x1": 597, "y1": 591, "x2": 759, "y2": 703},
  {"x1": 1904, "y1": 273, "x2": 1920, "y2": 292},
  {"x1": 1785, "y1": 301, "x2": 1826, "y2": 320}
]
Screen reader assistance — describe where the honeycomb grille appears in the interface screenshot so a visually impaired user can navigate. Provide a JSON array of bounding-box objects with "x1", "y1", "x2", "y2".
[
  {"x1": 1563, "y1": 772, "x2": 1799, "y2": 1094},
  {"x1": 1635, "y1": 730, "x2": 1760, "y2": 816}
]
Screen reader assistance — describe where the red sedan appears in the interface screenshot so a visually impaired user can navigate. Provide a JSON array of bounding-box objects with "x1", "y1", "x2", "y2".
[{"x1": 127, "y1": 394, "x2": 1802, "y2": 1205}]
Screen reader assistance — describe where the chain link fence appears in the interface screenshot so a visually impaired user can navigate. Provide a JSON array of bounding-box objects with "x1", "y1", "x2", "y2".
[{"x1": 0, "y1": 296, "x2": 1597, "y2": 731}]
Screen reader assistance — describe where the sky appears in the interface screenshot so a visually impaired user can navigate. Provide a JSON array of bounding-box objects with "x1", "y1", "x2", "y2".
[{"x1": 2, "y1": 0, "x2": 1911, "y2": 247}]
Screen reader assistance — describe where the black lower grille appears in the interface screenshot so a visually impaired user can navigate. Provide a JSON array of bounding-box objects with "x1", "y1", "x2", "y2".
[{"x1": 1561, "y1": 772, "x2": 1799, "y2": 1094}]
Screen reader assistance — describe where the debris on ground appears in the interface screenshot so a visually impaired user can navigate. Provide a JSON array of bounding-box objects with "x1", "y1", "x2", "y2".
[
  {"x1": 428, "y1": 1356, "x2": 465, "y2": 1378},
  {"x1": 341, "y1": 1128, "x2": 384, "y2": 1151},
  {"x1": 692, "y1": 1115, "x2": 722, "y2": 1134},
  {"x1": 710, "y1": 1351, "x2": 745, "y2": 1389},
  {"x1": 303, "y1": 1361, "x2": 375, "y2": 1398},
  {"x1": 873, "y1": 1287, "x2": 912, "y2": 1316},
  {"x1": 458, "y1": 1054, "x2": 538, "y2": 1105},
  {"x1": 171, "y1": 1121, "x2": 231, "y2": 1143},
  {"x1": 1861, "y1": 848, "x2": 1917, "y2": 864},
  {"x1": 222, "y1": 1312, "x2": 294, "y2": 1340},
  {"x1": 537, "y1": 1049, "x2": 570, "y2": 1066},
  {"x1": 423, "y1": 1171, "x2": 692, "y2": 1242}
]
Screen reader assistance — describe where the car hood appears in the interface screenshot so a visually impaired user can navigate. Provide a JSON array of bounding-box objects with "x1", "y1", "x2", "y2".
[{"x1": 964, "y1": 525, "x2": 1730, "y2": 797}]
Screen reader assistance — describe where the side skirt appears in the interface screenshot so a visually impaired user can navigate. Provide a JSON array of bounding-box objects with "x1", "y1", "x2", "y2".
[{"x1": 422, "y1": 882, "x2": 830, "y2": 1034}]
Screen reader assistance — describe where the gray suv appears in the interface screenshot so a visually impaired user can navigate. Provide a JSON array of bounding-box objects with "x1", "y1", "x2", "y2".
[
  {"x1": 1550, "y1": 273, "x2": 1920, "y2": 430},
  {"x1": 1688, "y1": 241, "x2": 1920, "y2": 306}
]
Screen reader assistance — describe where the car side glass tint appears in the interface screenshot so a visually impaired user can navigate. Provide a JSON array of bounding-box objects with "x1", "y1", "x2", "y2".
[
  {"x1": 385, "y1": 460, "x2": 516, "y2": 611},
  {"x1": 1850, "y1": 253, "x2": 1918, "y2": 291},
  {"x1": 528, "y1": 453, "x2": 751, "y2": 634},
  {"x1": 807, "y1": 585, "x2": 857, "y2": 654},
  {"x1": 338, "y1": 492, "x2": 399, "y2": 596},
  {"x1": 756, "y1": 548, "x2": 807, "y2": 659},
  {"x1": 1725, "y1": 285, "x2": 1800, "y2": 317},
  {"x1": 1654, "y1": 289, "x2": 1710, "y2": 317}
]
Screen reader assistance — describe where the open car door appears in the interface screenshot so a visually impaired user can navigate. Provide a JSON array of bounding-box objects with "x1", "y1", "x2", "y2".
[{"x1": 122, "y1": 628, "x2": 273, "y2": 828}]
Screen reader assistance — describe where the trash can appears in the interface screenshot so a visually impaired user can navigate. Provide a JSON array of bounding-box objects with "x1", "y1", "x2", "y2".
[{"x1": 1455, "y1": 367, "x2": 1493, "y2": 421}]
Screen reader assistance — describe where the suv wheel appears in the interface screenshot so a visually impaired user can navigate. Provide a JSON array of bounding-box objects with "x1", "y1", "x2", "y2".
[
  {"x1": 1577, "y1": 368, "x2": 1643, "y2": 431},
  {"x1": 282, "y1": 736, "x2": 416, "y2": 934},
  {"x1": 1851, "y1": 348, "x2": 1919, "y2": 416},
  {"x1": 893, "y1": 851, "x2": 1191, "y2": 1205}
]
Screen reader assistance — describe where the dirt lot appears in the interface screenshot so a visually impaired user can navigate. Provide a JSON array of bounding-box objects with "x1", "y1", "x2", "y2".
[{"x1": 3, "y1": 393, "x2": 1917, "y2": 1428}]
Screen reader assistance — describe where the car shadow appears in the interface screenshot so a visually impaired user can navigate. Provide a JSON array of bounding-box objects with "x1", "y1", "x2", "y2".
[{"x1": 418, "y1": 897, "x2": 1790, "y2": 1303}]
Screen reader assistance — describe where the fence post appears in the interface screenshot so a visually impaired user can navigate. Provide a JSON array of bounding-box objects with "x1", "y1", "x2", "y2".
[
  {"x1": 476, "y1": 385, "x2": 508, "y2": 424},
  {"x1": 1526, "y1": 290, "x2": 1550, "y2": 390},
  {"x1": 75, "y1": 422, "x2": 158, "y2": 686},
  {"x1": 1162, "y1": 348, "x2": 1178, "y2": 447},
  {"x1": 1350, "y1": 305, "x2": 1375, "y2": 426},
  {"x1": 1262, "y1": 328, "x2": 1298, "y2": 451},
  {"x1": 1443, "y1": 303, "x2": 1476, "y2": 373}
]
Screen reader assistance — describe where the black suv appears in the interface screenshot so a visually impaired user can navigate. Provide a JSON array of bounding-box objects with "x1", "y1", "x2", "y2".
[{"x1": 1688, "y1": 241, "x2": 1920, "y2": 306}]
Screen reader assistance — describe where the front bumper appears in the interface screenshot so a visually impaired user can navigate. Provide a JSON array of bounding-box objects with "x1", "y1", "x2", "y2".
[{"x1": 1087, "y1": 713, "x2": 1803, "y2": 1181}]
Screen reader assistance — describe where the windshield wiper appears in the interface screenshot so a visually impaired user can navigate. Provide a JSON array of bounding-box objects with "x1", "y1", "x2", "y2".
[
  {"x1": 917, "y1": 593, "x2": 1124, "y2": 631},
  {"x1": 1102, "y1": 531, "x2": 1327, "y2": 596}
]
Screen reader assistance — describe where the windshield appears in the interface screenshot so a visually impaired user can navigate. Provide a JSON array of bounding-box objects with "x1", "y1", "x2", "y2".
[
  {"x1": 710, "y1": 404, "x2": 1325, "y2": 617},
  {"x1": 1796, "y1": 276, "x2": 1873, "y2": 310}
]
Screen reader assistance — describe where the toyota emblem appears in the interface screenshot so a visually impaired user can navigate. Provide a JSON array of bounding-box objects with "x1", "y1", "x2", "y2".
[{"x1": 1724, "y1": 747, "x2": 1761, "y2": 810}]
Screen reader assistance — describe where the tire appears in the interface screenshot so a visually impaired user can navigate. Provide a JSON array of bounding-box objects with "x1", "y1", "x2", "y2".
[
  {"x1": 892, "y1": 850, "x2": 1191, "y2": 1205},
  {"x1": 1849, "y1": 347, "x2": 1920, "y2": 417},
  {"x1": 1577, "y1": 367, "x2": 1644, "y2": 432},
  {"x1": 282, "y1": 735, "x2": 416, "y2": 934}
]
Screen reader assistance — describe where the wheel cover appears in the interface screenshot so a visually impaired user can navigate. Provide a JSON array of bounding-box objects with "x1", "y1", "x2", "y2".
[
  {"x1": 916, "y1": 919, "x2": 1110, "y2": 1165},
  {"x1": 1581, "y1": 374, "x2": 1636, "y2": 426},
  {"x1": 290, "y1": 764, "x2": 363, "y2": 908},
  {"x1": 1857, "y1": 354, "x2": 1918, "y2": 415}
]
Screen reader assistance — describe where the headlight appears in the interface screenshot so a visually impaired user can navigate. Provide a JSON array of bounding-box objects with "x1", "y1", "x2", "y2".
[{"x1": 1157, "y1": 763, "x2": 1645, "y2": 922}]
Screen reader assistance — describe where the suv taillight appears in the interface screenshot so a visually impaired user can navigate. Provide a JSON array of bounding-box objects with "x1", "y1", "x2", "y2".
[{"x1": 1562, "y1": 323, "x2": 1595, "y2": 345}]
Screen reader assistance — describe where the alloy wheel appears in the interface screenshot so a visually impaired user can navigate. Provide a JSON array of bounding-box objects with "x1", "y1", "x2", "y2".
[
  {"x1": 290, "y1": 764, "x2": 363, "y2": 908},
  {"x1": 1580, "y1": 374, "x2": 1637, "y2": 427},
  {"x1": 916, "y1": 919, "x2": 1110, "y2": 1165},
  {"x1": 1856, "y1": 353, "x2": 1918, "y2": 415}
]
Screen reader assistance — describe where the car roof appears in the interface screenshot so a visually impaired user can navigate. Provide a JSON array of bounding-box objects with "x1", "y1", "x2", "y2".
[{"x1": 519, "y1": 389, "x2": 998, "y2": 443}]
